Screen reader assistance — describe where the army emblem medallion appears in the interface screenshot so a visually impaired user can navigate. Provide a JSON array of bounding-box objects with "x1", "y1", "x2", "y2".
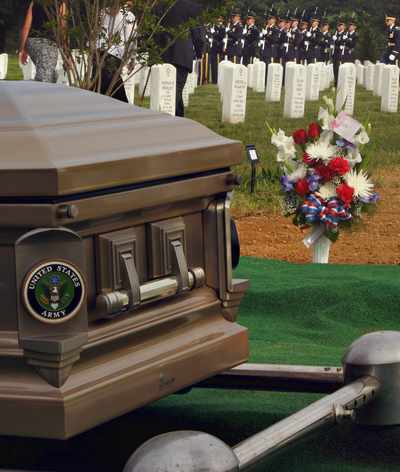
[{"x1": 23, "y1": 261, "x2": 86, "y2": 324}]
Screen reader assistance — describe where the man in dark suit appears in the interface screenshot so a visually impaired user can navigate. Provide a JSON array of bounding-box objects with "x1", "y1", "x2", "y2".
[{"x1": 157, "y1": 0, "x2": 205, "y2": 117}]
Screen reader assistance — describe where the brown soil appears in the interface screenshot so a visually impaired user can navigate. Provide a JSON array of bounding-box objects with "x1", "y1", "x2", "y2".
[{"x1": 233, "y1": 168, "x2": 400, "y2": 265}]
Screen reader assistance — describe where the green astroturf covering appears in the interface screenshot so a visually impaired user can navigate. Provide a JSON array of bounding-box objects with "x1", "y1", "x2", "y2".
[
  {"x1": 2, "y1": 257, "x2": 400, "y2": 471},
  {"x1": 152, "y1": 257, "x2": 400, "y2": 472}
]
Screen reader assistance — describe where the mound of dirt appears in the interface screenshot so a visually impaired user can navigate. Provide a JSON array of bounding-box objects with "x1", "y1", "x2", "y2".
[{"x1": 234, "y1": 169, "x2": 400, "y2": 265}]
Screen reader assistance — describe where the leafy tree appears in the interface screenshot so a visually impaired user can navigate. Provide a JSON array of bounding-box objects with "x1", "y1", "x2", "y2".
[{"x1": 37, "y1": 0, "x2": 222, "y2": 96}]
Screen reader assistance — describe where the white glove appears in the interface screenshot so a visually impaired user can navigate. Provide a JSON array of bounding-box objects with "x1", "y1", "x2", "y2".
[
  {"x1": 306, "y1": 32, "x2": 312, "y2": 37},
  {"x1": 332, "y1": 35, "x2": 337, "y2": 41}
]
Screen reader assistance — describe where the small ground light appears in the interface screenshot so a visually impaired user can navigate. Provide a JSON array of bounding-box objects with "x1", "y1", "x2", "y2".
[{"x1": 246, "y1": 144, "x2": 260, "y2": 193}]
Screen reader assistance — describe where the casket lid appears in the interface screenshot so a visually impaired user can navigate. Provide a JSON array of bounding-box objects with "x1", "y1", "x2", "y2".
[{"x1": 0, "y1": 81, "x2": 242, "y2": 197}]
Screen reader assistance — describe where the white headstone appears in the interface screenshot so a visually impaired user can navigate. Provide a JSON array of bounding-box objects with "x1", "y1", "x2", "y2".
[
  {"x1": 19, "y1": 56, "x2": 36, "y2": 80},
  {"x1": 187, "y1": 72, "x2": 196, "y2": 94},
  {"x1": 182, "y1": 81, "x2": 190, "y2": 108},
  {"x1": 247, "y1": 63, "x2": 255, "y2": 89},
  {"x1": 121, "y1": 67, "x2": 135, "y2": 104},
  {"x1": 138, "y1": 66, "x2": 151, "y2": 97},
  {"x1": 265, "y1": 63, "x2": 283, "y2": 102},
  {"x1": 316, "y1": 62, "x2": 325, "y2": 90},
  {"x1": 364, "y1": 64, "x2": 375, "y2": 91},
  {"x1": 71, "y1": 49, "x2": 87, "y2": 83},
  {"x1": 218, "y1": 59, "x2": 231, "y2": 94},
  {"x1": 0, "y1": 53, "x2": 9, "y2": 80},
  {"x1": 222, "y1": 64, "x2": 248, "y2": 124},
  {"x1": 219, "y1": 61, "x2": 235, "y2": 102},
  {"x1": 306, "y1": 63, "x2": 320, "y2": 101},
  {"x1": 336, "y1": 63, "x2": 356, "y2": 115},
  {"x1": 323, "y1": 64, "x2": 331, "y2": 90},
  {"x1": 381, "y1": 65, "x2": 400, "y2": 113},
  {"x1": 373, "y1": 63, "x2": 385, "y2": 97},
  {"x1": 54, "y1": 51, "x2": 69, "y2": 86},
  {"x1": 283, "y1": 64, "x2": 306, "y2": 118},
  {"x1": 356, "y1": 64, "x2": 365, "y2": 86},
  {"x1": 253, "y1": 61, "x2": 266, "y2": 93},
  {"x1": 328, "y1": 63, "x2": 335, "y2": 84},
  {"x1": 150, "y1": 64, "x2": 176, "y2": 116}
]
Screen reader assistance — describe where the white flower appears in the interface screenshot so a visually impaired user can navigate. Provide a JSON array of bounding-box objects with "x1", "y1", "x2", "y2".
[
  {"x1": 346, "y1": 148, "x2": 363, "y2": 167},
  {"x1": 287, "y1": 164, "x2": 307, "y2": 181},
  {"x1": 344, "y1": 169, "x2": 374, "y2": 199},
  {"x1": 271, "y1": 129, "x2": 296, "y2": 163},
  {"x1": 306, "y1": 140, "x2": 337, "y2": 162},
  {"x1": 317, "y1": 183, "x2": 337, "y2": 200},
  {"x1": 318, "y1": 107, "x2": 335, "y2": 130},
  {"x1": 354, "y1": 128, "x2": 370, "y2": 146}
]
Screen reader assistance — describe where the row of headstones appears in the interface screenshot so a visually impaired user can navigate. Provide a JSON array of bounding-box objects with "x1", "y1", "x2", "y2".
[
  {"x1": 0, "y1": 53, "x2": 8, "y2": 80},
  {"x1": 18, "y1": 52, "x2": 201, "y2": 115},
  {"x1": 217, "y1": 60, "x2": 350, "y2": 123},
  {"x1": 354, "y1": 60, "x2": 399, "y2": 113}
]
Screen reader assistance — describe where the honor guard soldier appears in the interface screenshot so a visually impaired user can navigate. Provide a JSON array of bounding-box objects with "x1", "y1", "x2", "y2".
[
  {"x1": 225, "y1": 11, "x2": 243, "y2": 63},
  {"x1": 306, "y1": 11, "x2": 323, "y2": 63},
  {"x1": 298, "y1": 15, "x2": 309, "y2": 64},
  {"x1": 383, "y1": 14, "x2": 400, "y2": 65},
  {"x1": 320, "y1": 18, "x2": 332, "y2": 64},
  {"x1": 278, "y1": 12, "x2": 291, "y2": 66},
  {"x1": 343, "y1": 19, "x2": 358, "y2": 63},
  {"x1": 260, "y1": 8, "x2": 280, "y2": 68},
  {"x1": 242, "y1": 11, "x2": 259, "y2": 66},
  {"x1": 290, "y1": 10, "x2": 303, "y2": 63},
  {"x1": 209, "y1": 16, "x2": 225, "y2": 84},
  {"x1": 332, "y1": 19, "x2": 347, "y2": 85}
]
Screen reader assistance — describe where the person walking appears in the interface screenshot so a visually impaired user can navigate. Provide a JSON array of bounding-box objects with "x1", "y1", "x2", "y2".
[
  {"x1": 19, "y1": 1, "x2": 66, "y2": 82},
  {"x1": 157, "y1": 0, "x2": 205, "y2": 117},
  {"x1": 96, "y1": 2, "x2": 135, "y2": 102}
]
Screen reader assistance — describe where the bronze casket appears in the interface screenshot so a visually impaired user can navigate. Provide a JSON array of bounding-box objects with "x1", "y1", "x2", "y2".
[{"x1": 0, "y1": 81, "x2": 248, "y2": 439}]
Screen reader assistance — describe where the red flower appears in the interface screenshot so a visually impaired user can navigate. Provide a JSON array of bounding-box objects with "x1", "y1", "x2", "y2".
[
  {"x1": 308, "y1": 122, "x2": 321, "y2": 139},
  {"x1": 336, "y1": 183, "x2": 355, "y2": 207},
  {"x1": 315, "y1": 164, "x2": 334, "y2": 182},
  {"x1": 303, "y1": 153, "x2": 315, "y2": 165},
  {"x1": 328, "y1": 157, "x2": 350, "y2": 176},
  {"x1": 293, "y1": 129, "x2": 308, "y2": 145},
  {"x1": 295, "y1": 178, "x2": 310, "y2": 196}
]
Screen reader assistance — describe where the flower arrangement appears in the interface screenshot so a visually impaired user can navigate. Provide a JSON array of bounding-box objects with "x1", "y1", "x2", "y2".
[{"x1": 270, "y1": 98, "x2": 378, "y2": 258}]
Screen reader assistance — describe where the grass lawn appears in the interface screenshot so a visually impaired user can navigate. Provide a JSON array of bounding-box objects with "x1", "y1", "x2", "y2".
[{"x1": 2, "y1": 257, "x2": 400, "y2": 471}]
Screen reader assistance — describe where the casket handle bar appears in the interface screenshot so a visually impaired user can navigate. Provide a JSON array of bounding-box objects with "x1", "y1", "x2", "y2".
[{"x1": 96, "y1": 240, "x2": 205, "y2": 318}]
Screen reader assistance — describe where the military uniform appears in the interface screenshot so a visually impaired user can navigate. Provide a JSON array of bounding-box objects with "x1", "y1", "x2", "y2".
[
  {"x1": 343, "y1": 29, "x2": 358, "y2": 63},
  {"x1": 332, "y1": 28, "x2": 347, "y2": 85},
  {"x1": 225, "y1": 21, "x2": 243, "y2": 63},
  {"x1": 260, "y1": 23, "x2": 280, "y2": 65},
  {"x1": 382, "y1": 24, "x2": 400, "y2": 64},
  {"x1": 298, "y1": 24, "x2": 309, "y2": 64},
  {"x1": 306, "y1": 25, "x2": 322, "y2": 63},
  {"x1": 242, "y1": 22, "x2": 259, "y2": 65},
  {"x1": 209, "y1": 22, "x2": 225, "y2": 83},
  {"x1": 320, "y1": 30, "x2": 332, "y2": 63}
]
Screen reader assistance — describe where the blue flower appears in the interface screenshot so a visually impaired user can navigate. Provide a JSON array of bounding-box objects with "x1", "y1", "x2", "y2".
[
  {"x1": 307, "y1": 174, "x2": 321, "y2": 192},
  {"x1": 280, "y1": 175, "x2": 294, "y2": 193}
]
